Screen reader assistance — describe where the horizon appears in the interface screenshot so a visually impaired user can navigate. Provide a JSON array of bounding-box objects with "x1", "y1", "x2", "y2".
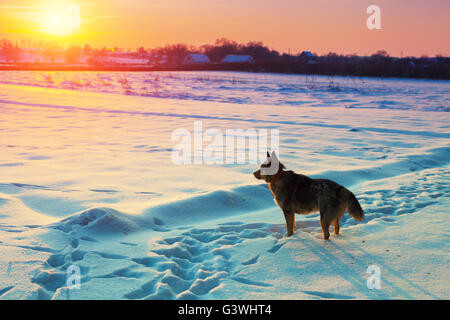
[
  {"x1": 2, "y1": 38, "x2": 449, "y2": 59},
  {"x1": 0, "y1": 0, "x2": 449, "y2": 57},
  {"x1": 1, "y1": 37, "x2": 449, "y2": 59}
]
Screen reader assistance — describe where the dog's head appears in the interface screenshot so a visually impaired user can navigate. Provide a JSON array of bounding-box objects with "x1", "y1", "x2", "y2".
[{"x1": 253, "y1": 151, "x2": 285, "y2": 182}]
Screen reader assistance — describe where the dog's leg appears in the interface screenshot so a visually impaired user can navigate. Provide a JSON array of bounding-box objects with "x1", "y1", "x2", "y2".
[
  {"x1": 320, "y1": 212, "x2": 330, "y2": 240},
  {"x1": 283, "y1": 210, "x2": 295, "y2": 237},
  {"x1": 334, "y1": 219, "x2": 340, "y2": 235},
  {"x1": 334, "y1": 199, "x2": 346, "y2": 235}
]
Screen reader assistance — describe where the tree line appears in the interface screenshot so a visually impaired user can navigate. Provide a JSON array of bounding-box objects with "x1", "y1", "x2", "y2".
[{"x1": 1, "y1": 38, "x2": 449, "y2": 79}]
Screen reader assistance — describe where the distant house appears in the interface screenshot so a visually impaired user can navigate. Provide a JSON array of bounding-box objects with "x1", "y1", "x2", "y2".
[
  {"x1": 222, "y1": 55, "x2": 254, "y2": 63},
  {"x1": 158, "y1": 54, "x2": 169, "y2": 65},
  {"x1": 148, "y1": 54, "x2": 169, "y2": 65},
  {"x1": 100, "y1": 52, "x2": 149, "y2": 66},
  {"x1": 300, "y1": 51, "x2": 318, "y2": 63},
  {"x1": 20, "y1": 49, "x2": 65, "y2": 64},
  {"x1": 183, "y1": 53, "x2": 210, "y2": 64}
]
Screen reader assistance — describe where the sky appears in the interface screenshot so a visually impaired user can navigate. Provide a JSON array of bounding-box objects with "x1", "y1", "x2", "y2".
[{"x1": 0, "y1": 0, "x2": 449, "y2": 56}]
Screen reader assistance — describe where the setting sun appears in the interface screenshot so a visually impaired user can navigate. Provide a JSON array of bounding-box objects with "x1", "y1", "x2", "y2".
[{"x1": 42, "y1": 4, "x2": 80, "y2": 36}]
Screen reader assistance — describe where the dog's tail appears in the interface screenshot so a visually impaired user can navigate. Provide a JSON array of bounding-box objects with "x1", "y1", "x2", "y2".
[{"x1": 344, "y1": 188, "x2": 364, "y2": 221}]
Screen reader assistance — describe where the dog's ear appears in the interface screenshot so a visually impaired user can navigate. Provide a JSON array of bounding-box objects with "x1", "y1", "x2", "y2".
[{"x1": 266, "y1": 151, "x2": 271, "y2": 158}]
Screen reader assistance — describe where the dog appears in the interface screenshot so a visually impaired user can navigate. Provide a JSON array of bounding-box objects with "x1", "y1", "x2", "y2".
[{"x1": 253, "y1": 151, "x2": 364, "y2": 240}]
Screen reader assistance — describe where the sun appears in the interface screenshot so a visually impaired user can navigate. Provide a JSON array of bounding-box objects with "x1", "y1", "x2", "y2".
[
  {"x1": 44, "y1": 9, "x2": 67, "y2": 35},
  {"x1": 42, "y1": 4, "x2": 80, "y2": 36}
]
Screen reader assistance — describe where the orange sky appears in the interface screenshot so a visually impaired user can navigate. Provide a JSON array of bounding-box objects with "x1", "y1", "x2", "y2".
[{"x1": 0, "y1": 0, "x2": 449, "y2": 56}]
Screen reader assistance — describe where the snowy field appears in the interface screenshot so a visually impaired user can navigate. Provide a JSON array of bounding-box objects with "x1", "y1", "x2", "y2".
[{"x1": 0, "y1": 71, "x2": 449, "y2": 300}]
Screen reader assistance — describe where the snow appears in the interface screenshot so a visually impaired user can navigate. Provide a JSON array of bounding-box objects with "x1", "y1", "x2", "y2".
[
  {"x1": 222, "y1": 55, "x2": 254, "y2": 63},
  {"x1": 0, "y1": 71, "x2": 449, "y2": 300},
  {"x1": 0, "y1": 71, "x2": 448, "y2": 111},
  {"x1": 300, "y1": 51, "x2": 316, "y2": 59},
  {"x1": 183, "y1": 54, "x2": 210, "y2": 64},
  {"x1": 100, "y1": 57, "x2": 149, "y2": 65}
]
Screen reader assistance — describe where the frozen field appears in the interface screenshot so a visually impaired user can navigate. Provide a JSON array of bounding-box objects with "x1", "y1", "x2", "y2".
[{"x1": 0, "y1": 71, "x2": 449, "y2": 300}]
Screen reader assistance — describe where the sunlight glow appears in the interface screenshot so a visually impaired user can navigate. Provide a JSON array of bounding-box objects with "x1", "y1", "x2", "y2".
[{"x1": 42, "y1": 4, "x2": 80, "y2": 36}]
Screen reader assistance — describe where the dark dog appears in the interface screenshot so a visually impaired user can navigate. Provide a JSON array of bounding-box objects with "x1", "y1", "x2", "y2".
[{"x1": 253, "y1": 152, "x2": 364, "y2": 240}]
